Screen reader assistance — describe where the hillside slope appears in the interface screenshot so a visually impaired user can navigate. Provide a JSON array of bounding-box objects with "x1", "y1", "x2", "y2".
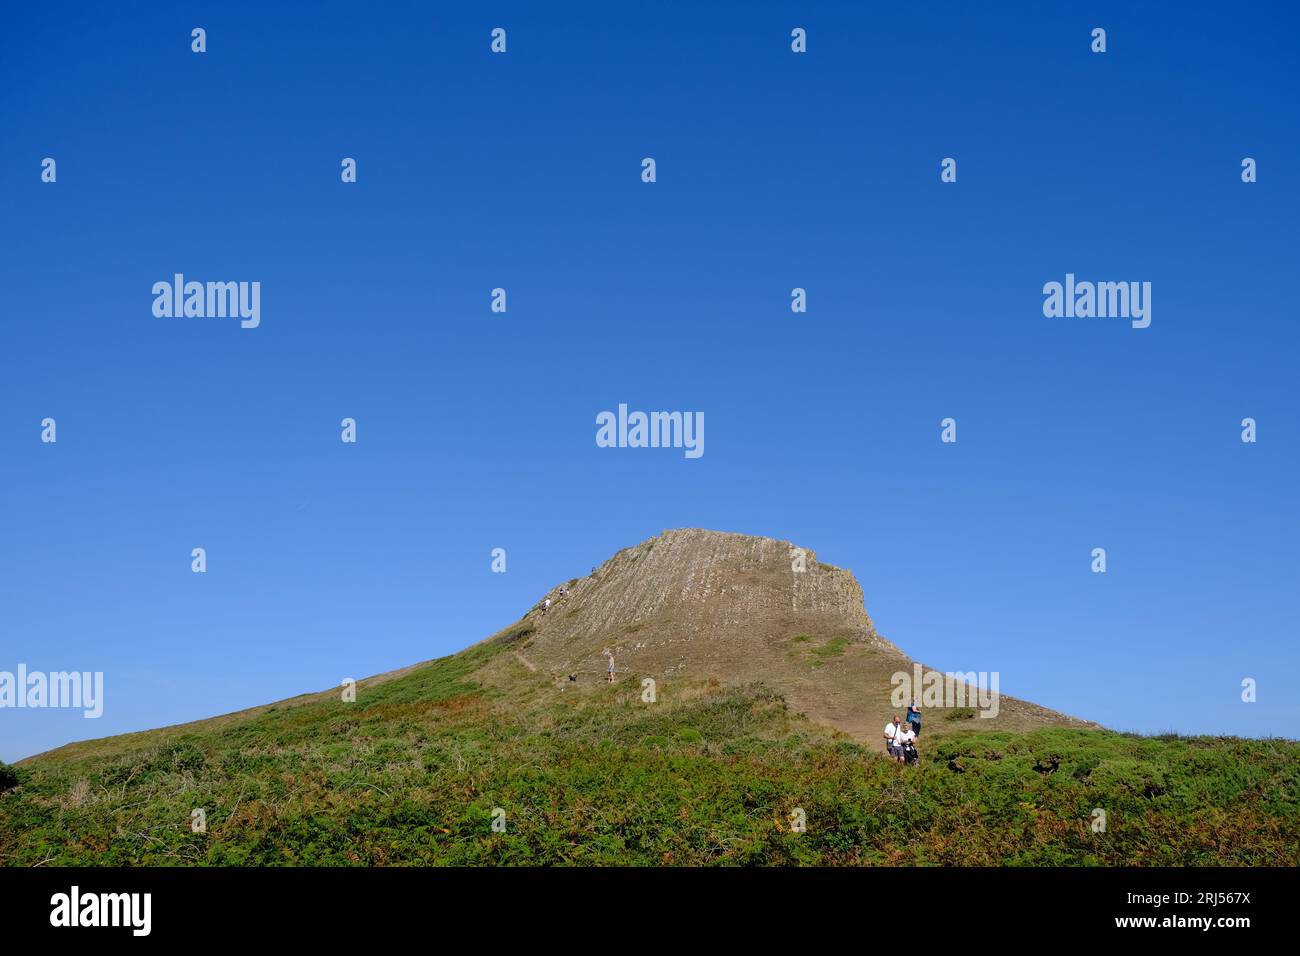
[
  {"x1": 4, "y1": 529, "x2": 1296, "y2": 866},
  {"x1": 2, "y1": 642, "x2": 1297, "y2": 866}
]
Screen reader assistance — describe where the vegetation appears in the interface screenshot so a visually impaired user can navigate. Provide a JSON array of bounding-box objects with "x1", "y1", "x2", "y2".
[
  {"x1": 2, "y1": 641, "x2": 1296, "y2": 866},
  {"x1": 811, "y1": 637, "x2": 850, "y2": 659}
]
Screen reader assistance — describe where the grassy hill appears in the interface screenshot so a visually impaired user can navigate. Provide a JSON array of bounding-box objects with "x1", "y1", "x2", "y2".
[
  {"x1": 3, "y1": 529, "x2": 1296, "y2": 866},
  {"x1": 2, "y1": 634, "x2": 1297, "y2": 865}
]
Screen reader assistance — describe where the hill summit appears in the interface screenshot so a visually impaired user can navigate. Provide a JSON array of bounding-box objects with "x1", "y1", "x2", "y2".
[{"x1": 478, "y1": 528, "x2": 1093, "y2": 739}]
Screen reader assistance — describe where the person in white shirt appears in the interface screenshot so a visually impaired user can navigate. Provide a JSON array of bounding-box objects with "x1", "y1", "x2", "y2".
[
  {"x1": 895, "y1": 724, "x2": 917, "y2": 763},
  {"x1": 883, "y1": 716, "x2": 903, "y2": 761}
]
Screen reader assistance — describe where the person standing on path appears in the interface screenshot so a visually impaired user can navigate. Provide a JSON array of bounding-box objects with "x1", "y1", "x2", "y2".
[{"x1": 884, "y1": 715, "x2": 903, "y2": 762}]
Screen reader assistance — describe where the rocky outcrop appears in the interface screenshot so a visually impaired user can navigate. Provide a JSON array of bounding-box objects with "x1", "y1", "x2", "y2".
[{"x1": 478, "y1": 528, "x2": 1097, "y2": 739}]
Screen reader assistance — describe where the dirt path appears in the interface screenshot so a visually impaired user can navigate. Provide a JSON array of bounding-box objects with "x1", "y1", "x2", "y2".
[{"x1": 514, "y1": 651, "x2": 538, "y2": 673}]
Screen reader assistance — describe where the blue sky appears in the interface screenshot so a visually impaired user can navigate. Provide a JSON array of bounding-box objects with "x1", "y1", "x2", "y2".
[{"x1": 3, "y1": 1, "x2": 1297, "y2": 761}]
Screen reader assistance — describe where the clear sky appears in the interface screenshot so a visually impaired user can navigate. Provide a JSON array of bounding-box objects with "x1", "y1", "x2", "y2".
[{"x1": 3, "y1": 1, "x2": 1297, "y2": 761}]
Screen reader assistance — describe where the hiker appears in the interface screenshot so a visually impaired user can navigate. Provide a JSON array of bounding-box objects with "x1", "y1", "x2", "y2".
[
  {"x1": 907, "y1": 700, "x2": 922, "y2": 738},
  {"x1": 604, "y1": 648, "x2": 616, "y2": 683},
  {"x1": 558, "y1": 585, "x2": 568, "y2": 598},
  {"x1": 883, "y1": 714, "x2": 903, "y2": 762},
  {"x1": 895, "y1": 720, "x2": 918, "y2": 765},
  {"x1": 542, "y1": 598, "x2": 551, "y2": 614}
]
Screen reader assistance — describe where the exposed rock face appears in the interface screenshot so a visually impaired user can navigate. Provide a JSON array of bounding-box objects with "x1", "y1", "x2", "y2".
[
  {"x1": 520, "y1": 529, "x2": 896, "y2": 668},
  {"x1": 482, "y1": 528, "x2": 1096, "y2": 740}
]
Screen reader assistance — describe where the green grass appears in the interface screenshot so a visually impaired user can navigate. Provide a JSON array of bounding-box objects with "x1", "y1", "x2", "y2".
[
  {"x1": 811, "y1": 637, "x2": 850, "y2": 659},
  {"x1": 2, "y1": 641, "x2": 1297, "y2": 866}
]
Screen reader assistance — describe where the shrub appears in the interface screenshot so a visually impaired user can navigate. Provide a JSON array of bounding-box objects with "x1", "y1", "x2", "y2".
[
  {"x1": 152, "y1": 742, "x2": 206, "y2": 774},
  {"x1": 1088, "y1": 757, "x2": 1168, "y2": 798}
]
